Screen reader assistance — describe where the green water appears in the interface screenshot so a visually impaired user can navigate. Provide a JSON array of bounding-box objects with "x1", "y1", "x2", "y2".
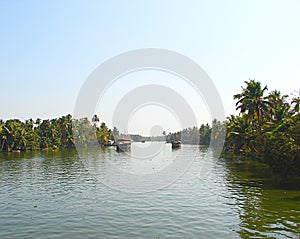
[{"x1": 0, "y1": 145, "x2": 299, "y2": 238}]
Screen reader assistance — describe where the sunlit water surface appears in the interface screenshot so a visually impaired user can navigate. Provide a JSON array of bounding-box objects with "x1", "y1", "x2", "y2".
[{"x1": 0, "y1": 144, "x2": 299, "y2": 238}]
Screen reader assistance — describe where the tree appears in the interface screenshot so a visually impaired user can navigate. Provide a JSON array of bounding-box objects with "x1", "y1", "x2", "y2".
[
  {"x1": 25, "y1": 118, "x2": 34, "y2": 130},
  {"x1": 97, "y1": 122, "x2": 110, "y2": 144},
  {"x1": 1, "y1": 119, "x2": 27, "y2": 151},
  {"x1": 226, "y1": 115, "x2": 253, "y2": 154},
  {"x1": 112, "y1": 126, "x2": 119, "y2": 140},
  {"x1": 225, "y1": 80, "x2": 300, "y2": 176},
  {"x1": 267, "y1": 90, "x2": 290, "y2": 124},
  {"x1": 58, "y1": 114, "x2": 74, "y2": 148},
  {"x1": 199, "y1": 124, "x2": 211, "y2": 146},
  {"x1": 0, "y1": 114, "x2": 114, "y2": 151},
  {"x1": 35, "y1": 118, "x2": 41, "y2": 127},
  {"x1": 92, "y1": 114, "x2": 100, "y2": 126},
  {"x1": 234, "y1": 79, "x2": 272, "y2": 125},
  {"x1": 291, "y1": 97, "x2": 300, "y2": 114}
]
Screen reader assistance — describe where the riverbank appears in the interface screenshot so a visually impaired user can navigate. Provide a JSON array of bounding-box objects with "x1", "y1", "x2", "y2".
[{"x1": 1, "y1": 80, "x2": 299, "y2": 176}]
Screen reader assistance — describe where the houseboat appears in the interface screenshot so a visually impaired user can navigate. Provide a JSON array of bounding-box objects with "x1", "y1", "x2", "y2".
[
  {"x1": 104, "y1": 140, "x2": 114, "y2": 146},
  {"x1": 171, "y1": 140, "x2": 181, "y2": 149},
  {"x1": 116, "y1": 139, "x2": 131, "y2": 151}
]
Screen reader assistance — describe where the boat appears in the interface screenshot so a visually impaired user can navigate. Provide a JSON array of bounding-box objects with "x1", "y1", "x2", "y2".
[
  {"x1": 171, "y1": 140, "x2": 181, "y2": 149},
  {"x1": 141, "y1": 140, "x2": 146, "y2": 143},
  {"x1": 10, "y1": 149, "x2": 21, "y2": 153},
  {"x1": 104, "y1": 140, "x2": 114, "y2": 146},
  {"x1": 116, "y1": 139, "x2": 131, "y2": 151}
]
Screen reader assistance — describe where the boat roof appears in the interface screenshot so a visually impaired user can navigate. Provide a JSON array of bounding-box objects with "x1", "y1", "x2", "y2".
[{"x1": 116, "y1": 139, "x2": 131, "y2": 142}]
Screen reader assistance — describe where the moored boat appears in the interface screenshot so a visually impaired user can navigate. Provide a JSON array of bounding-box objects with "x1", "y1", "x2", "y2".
[
  {"x1": 171, "y1": 140, "x2": 181, "y2": 148},
  {"x1": 116, "y1": 139, "x2": 131, "y2": 151},
  {"x1": 104, "y1": 140, "x2": 114, "y2": 146}
]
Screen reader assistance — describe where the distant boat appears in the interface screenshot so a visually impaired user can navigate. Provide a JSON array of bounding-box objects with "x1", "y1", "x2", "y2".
[
  {"x1": 10, "y1": 149, "x2": 21, "y2": 153},
  {"x1": 116, "y1": 139, "x2": 131, "y2": 151},
  {"x1": 104, "y1": 140, "x2": 114, "y2": 146},
  {"x1": 171, "y1": 140, "x2": 181, "y2": 149},
  {"x1": 141, "y1": 140, "x2": 146, "y2": 143}
]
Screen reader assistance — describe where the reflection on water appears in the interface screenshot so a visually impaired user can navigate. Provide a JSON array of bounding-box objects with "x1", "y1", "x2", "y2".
[
  {"x1": 112, "y1": 142, "x2": 174, "y2": 174},
  {"x1": 80, "y1": 143, "x2": 200, "y2": 193},
  {"x1": 222, "y1": 157, "x2": 300, "y2": 238},
  {"x1": 0, "y1": 147, "x2": 299, "y2": 238}
]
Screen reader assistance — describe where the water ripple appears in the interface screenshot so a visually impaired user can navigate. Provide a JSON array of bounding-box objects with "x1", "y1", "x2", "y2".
[{"x1": 0, "y1": 148, "x2": 299, "y2": 238}]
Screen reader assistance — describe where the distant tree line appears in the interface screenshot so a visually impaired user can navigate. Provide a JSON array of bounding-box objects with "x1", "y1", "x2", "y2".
[
  {"x1": 1, "y1": 80, "x2": 299, "y2": 176},
  {"x1": 165, "y1": 123, "x2": 212, "y2": 145},
  {"x1": 165, "y1": 80, "x2": 300, "y2": 176},
  {"x1": 0, "y1": 114, "x2": 114, "y2": 151}
]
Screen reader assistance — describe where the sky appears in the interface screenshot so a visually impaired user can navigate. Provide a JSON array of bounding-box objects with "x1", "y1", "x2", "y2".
[{"x1": 0, "y1": 0, "x2": 299, "y2": 135}]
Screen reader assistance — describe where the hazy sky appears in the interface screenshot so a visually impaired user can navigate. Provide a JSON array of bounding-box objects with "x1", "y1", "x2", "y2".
[{"x1": 1, "y1": 0, "x2": 299, "y2": 135}]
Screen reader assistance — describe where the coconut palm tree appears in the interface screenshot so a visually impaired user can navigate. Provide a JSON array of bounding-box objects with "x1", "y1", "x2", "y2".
[
  {"x1": 92, "y1": 114, "x2": 100, "y2": 126},
  {"x1": 267, "y1": 90, "x2": 290, "y2": 123},
  {"x1": 35, "y1": 118, "x2": 41, "y2": 127},
  {"x1": 291, "y1": 97, "x2": 300, "y2": 114},
  {"x1": 226, "y1": 115, "x2": 252, "y2": 154},
  {"x1": 234, "y1": 80, "x2": 272, "y2": 125}
]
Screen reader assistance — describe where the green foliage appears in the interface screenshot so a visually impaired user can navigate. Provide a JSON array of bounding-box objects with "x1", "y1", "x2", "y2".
[
  {"x1": 1, "y1": 79, "x2": 299, "y2": 176},
  {"x1": 0, "y1": 114, "x2": 114, "y2": 152},
  {"x1": 166, "y1": 124, "x2": 213, "y2": 146},
  {"x1": 234, "y1": 79, "x2": 272, "y2": 125},
  {"x1": 199, "y1": 124, "x2": 211, "y2": 145},
  {"x1": 96, "y1": 122, "x2": 113, "y2": 145},
  {"x1": 225, "y1": 79, "x2": 300, "y2": 176}
]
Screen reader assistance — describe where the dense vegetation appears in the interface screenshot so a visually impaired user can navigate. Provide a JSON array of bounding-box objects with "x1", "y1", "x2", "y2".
[
  {"x1": 166, "y1": 123, "x2": 212, "y2": 145},
  {"x1": 0, "y1": 114, "x2": 114, "y2": 151},
  {"x1": 1, "y1": 79, "x2": 299, "y2": 175},
  {"x1": 225, "y1": 80, "x2": 300, "y2": 176},
  {"x1": 165, "y1": 80, "x2": 300, "y2": 176}
]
